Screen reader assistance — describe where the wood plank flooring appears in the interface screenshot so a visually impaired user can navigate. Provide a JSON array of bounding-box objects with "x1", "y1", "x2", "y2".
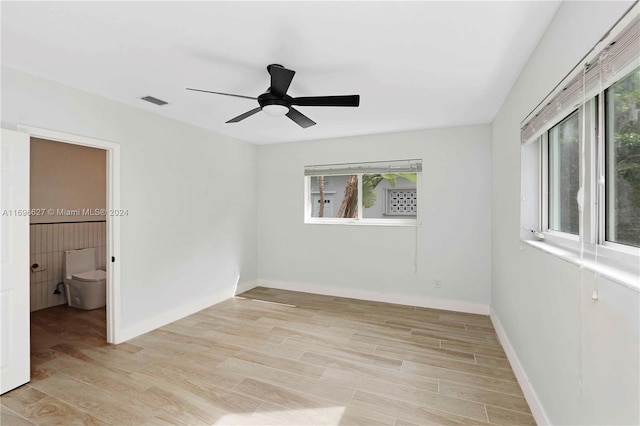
[{"x1": 1, "y1": 287, "x2": 535, "y2": 425}]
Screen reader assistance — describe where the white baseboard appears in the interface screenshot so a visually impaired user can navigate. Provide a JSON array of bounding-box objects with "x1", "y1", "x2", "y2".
[
  {"x1": 257, "y1": 279, "x2": 490, "y2": 315},
  {"x1": 234, "y1": 279, "x2": 259, "y2": 296},
  {"x1": 114, "y1": 277, "x2": 488, "y2": 344},
  {"x1": 116, "y1": 286, "x2": 235, "y2": 343},
  {"x1": 490, "y1": 309, "x2": 550, "y2": 426}
]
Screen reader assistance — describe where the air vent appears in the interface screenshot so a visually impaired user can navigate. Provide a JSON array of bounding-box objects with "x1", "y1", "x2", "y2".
[{"x1": 141, "y1": 96, "x2": 168, "y2": 106}]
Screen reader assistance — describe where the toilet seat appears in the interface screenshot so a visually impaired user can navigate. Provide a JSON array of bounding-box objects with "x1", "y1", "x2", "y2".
[{"x1": 71, "y1": 270, "x2": 106, "y2": 282}]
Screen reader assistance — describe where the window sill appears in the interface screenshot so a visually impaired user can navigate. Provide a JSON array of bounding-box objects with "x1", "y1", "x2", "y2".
[
  {"x1": 305, "y1": 218, "x2": 419, "y2": 227},
  {"x1": 522, "y1": 239, "x2": 640, "y2": 293}
]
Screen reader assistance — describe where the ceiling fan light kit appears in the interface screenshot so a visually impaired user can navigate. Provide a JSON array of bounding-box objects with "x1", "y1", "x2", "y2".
[
  {"x1": 187, "y1": 64, "x2": 360, "y2": 128},
  {"x1": 262, "y1": 104, "x2": 289, "y2": 116}
]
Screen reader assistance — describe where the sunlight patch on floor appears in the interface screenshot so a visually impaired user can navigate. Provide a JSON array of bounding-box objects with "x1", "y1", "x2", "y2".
[{"x1": 215, "y1": 405, "x2": 346, "y2": 425}]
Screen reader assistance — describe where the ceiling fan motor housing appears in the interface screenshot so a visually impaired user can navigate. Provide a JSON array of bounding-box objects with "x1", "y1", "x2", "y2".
[{"x1": 258, "y1": 92, "x2": 291, "y2": 109}]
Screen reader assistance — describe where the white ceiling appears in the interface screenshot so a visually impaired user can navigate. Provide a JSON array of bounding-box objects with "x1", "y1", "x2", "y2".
[{"x1": 1, "y1": 1, "x2": 560, "y2": 145}]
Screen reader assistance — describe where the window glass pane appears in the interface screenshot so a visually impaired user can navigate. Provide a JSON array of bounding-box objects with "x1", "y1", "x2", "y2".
[
  {"x1": 606, "y1": 68, "x2": 640, "y2": 248},
  {"x1": 548, "y1": 111, "x2": 580, "y2": 234},
  {"x1": 310, "y1": 175, "x2": 358, "y2": 218},
  {"x1": 362, "y1": 173, "x2": 417, "y2": 219}
]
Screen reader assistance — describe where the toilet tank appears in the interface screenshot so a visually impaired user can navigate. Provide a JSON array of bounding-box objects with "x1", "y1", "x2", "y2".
[{"x1": 64, "y1": 248, "x2": 97, "y2": 277}]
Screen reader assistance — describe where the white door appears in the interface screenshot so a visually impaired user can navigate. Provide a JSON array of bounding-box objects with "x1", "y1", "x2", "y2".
[{"x1": 0, "y1": 129, "x2": 30, "y2": 394}]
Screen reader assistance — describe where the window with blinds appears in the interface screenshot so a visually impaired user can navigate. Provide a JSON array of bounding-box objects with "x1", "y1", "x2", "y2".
[
  {"x1": 304, "y1": 159, "x2": 422, "y2": 225},
  {"x1": 521, "y1": 3, "x2": 639, "y2": 268}
]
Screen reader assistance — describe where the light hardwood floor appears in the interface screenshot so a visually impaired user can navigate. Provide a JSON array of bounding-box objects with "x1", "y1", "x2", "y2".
[{"x1": 1, "y1": 287, "x2": 535, "y2": 425}]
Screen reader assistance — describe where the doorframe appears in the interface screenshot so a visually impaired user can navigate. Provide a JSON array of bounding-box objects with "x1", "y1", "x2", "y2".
[{"x1": 18, "y1": 125, "x2": 121, "y2": 344}]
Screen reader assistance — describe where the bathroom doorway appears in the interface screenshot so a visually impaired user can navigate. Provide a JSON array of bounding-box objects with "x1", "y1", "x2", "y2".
[
  {"x1": 30, "y1": 138, "x2": 107, "y2": 311},
  {"x1": 19, "y1": 125, "x2": 121, "y2": 344}
]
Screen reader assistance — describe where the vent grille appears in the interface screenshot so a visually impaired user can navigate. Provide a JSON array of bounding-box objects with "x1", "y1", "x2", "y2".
[{"x1": 141, "y1": 96, "x2": 168, "y2": 106}]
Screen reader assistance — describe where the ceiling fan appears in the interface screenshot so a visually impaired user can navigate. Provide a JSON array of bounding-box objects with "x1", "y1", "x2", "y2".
[{"x1": 187, "y1": 64, "x2": 360, "y2": 128}]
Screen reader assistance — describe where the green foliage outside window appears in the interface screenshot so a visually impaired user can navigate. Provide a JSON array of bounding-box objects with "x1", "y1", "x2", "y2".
[{"x1": 607, "y1": 69, "x2": 640, "y2": 247}]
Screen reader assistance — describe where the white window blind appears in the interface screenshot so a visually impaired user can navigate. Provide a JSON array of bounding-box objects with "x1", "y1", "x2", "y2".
[
  {"x1": 521, "y1": 5, "x2": 640, "y2": 144},
  {"x1": 304, "y1": 159, "x2": 422, "y2": 176}
]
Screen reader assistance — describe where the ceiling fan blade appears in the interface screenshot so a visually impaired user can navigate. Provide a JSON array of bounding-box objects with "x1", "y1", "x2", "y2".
[
  {"x1": 226, "y1": 107, "x2": 262, "y2": 123},
  {"x1": 186, "y1": 88, "x2": 257, "y2": 100},
  {"x1": 292, "y1": 95, "x2": 360, "y2": 107},
  {"x1": 268, "y1": 64, "x2": 296, "y2": 97},
  {"x1": 286, "y1": 107, "x2": 316, "y2": 128}
]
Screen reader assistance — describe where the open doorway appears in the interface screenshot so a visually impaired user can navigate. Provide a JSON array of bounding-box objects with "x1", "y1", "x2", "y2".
[
  {"x1": 19, "y1": 125, "x2": 121, "y2": 345},
  {"x1": 29, "y1": 137, "x2": 108, "y2": 346}
]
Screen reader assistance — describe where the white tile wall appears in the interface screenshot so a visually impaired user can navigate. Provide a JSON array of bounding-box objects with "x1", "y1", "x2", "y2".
[{"x1": 30, "y1": 221, "x2": 107, "y2": 311}]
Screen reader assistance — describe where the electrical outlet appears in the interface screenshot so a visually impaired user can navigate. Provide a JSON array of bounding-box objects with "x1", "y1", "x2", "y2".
[{"x1": 435, "y1": 279, "x2": 442, "y2": 288}]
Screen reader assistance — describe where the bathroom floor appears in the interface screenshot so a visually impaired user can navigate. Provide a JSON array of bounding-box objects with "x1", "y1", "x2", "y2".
[
  {"x1": 32, "y1": 304, "x2": 108, "y2": 353},
  {"x1": 1, "y1": 288, "x2": 534, "y2": 425}
]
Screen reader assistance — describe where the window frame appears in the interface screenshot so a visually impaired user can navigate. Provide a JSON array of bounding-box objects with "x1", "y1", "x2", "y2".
[
  {"x1": 596, "y1": 72, "x2": 640, "y2": 266},
  {"x1": 520, "y1": 5, "x2": 639, "y2": 287},
  {"x1": 527, "y1": 78, "x2": 639, "y2": 274},
  {"x1": 304, "y1": 172, "x2": 421, "y2": 227},
  {"x1": 542, "y1": 109, "x2": 582, "y2": 243}
]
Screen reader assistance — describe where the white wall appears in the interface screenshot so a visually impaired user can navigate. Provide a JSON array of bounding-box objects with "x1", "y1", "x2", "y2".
[
  {"x1": 2, "y1": 67, "x2": 258, "y2": 340},
  {"x1": 257, "y1": 125, "x2": 492, "y2": 313},
  {"x1": 491, "y1": 2, "x2": 639, "y2": 425}
]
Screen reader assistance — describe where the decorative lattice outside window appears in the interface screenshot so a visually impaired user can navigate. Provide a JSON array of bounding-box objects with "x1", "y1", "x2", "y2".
[{"x1": 385, "y1": 189, "x2": 417, "y2": 216}]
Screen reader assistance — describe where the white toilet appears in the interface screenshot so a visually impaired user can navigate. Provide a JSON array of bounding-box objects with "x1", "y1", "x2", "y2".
[{"x1": 63, "y1": 248, "x2": 106, "y2": 310}]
